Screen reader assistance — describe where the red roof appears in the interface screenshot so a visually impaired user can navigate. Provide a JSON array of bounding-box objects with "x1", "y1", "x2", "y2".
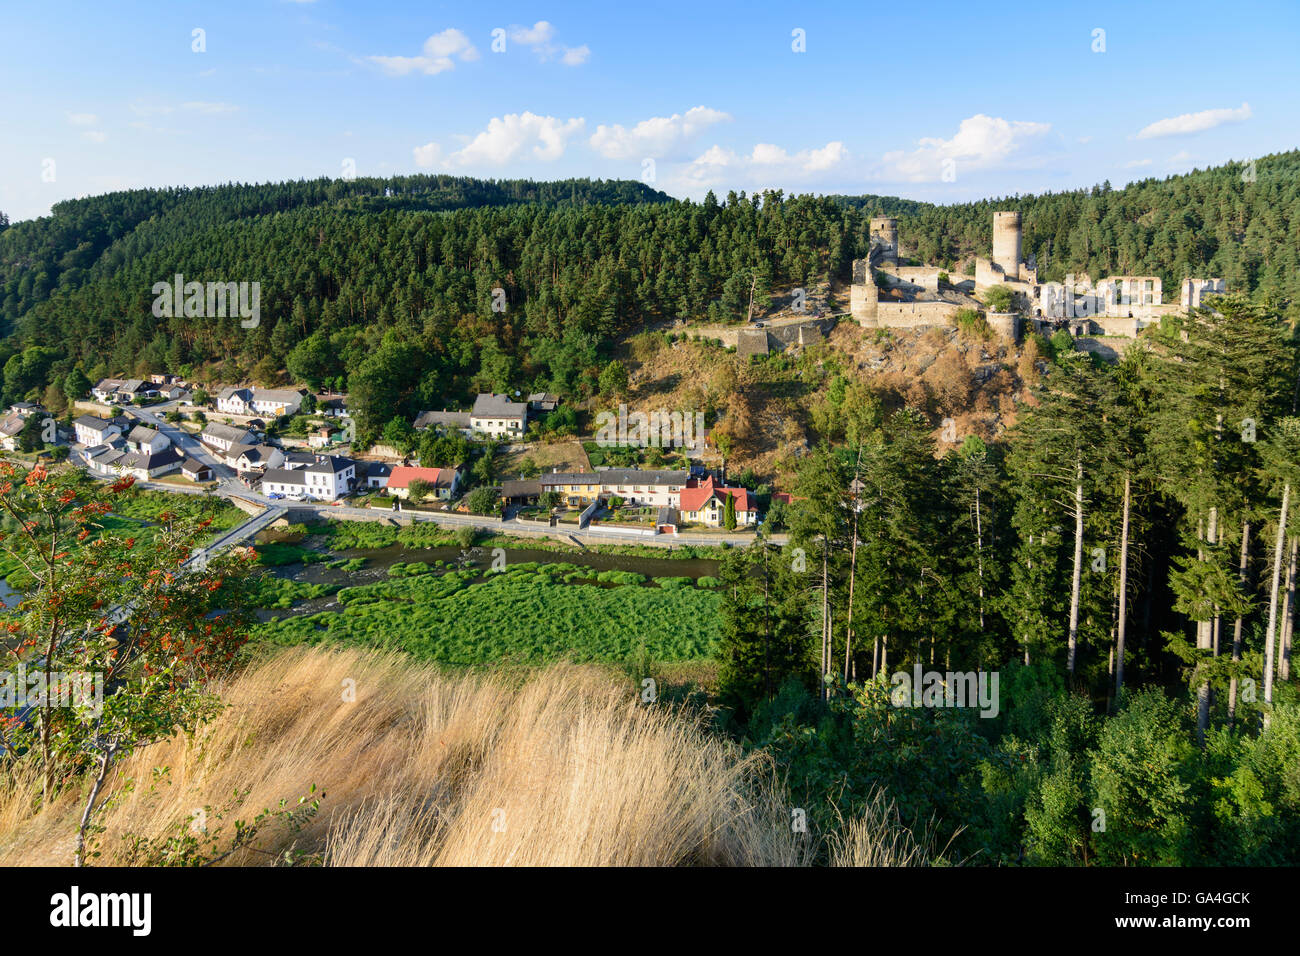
[
  {"x1": 679, "y1": 476, "x2": 752, "y2": 513},
  {"x1": 387, "y1": 465, "x2": 451, "y2": 490}
]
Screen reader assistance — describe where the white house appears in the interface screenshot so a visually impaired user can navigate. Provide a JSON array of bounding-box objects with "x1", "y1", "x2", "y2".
[
  {"x1": 0, "y1": 413, "x2": 26, "y2": 451},
  {"x1": 470, "y1": 393, "x2": 528, "y2": 439},
  {"x1": 215, "y1": 387, "x2": 253, "y2": 415},
  {"x1": 216, "y1": 387, "x2": 305, "y2": 418},
  {"x1": 358, "y1": 460, "x2": 393, "y2": 489},
  {"x1": 181, "y1": 458, "x2": 213, "y2": 482},
  {"x1": 125, "y1": 425, "x2": 170, "y2": 455},
  {"x1": 224, "y1": 442, "x2": 284, "y2": 474},
  {"x1": 92, "y1": 378, "x2": 156, "y2": 404},
  {"x1": 200, "y1": 423, "x2": 254, "y2": 454},
  {"x1": 74, "y1": 414, "x2": 132, "y2": 448},
  {"x1": 260, "y1": 455, "x2": 356, "y2": 501},
  {"x1": 87, "y1": 445, "x2": 182, "y2": 480}
]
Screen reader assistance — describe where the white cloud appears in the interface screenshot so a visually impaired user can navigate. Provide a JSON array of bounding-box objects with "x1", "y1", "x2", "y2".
[
  {"x1": 412, "y1": 142, "x2": 443, "y2": 168},
  {"x1": 508, "y1": 20, "x2": 589, "y2": 65},
  {"x1": 1136, "y1": 102, "x2": 1251, "y2": 139},
  {"x1": 369, "y1": 29, "x2": 479, "y2": 76},
  {"x1": 420, "y1": 112, "x2": 586, "y2": 168},
  {"x1": 672, "y1": 139, "x2": 848, "y2": 191},
  {"x1": 589, "y1": 106, "x2": 731, "y2": 160},
  {"x1": 876, "y1": 114, "x2": 1051, "y2": 182},
  {"x1": 803, "y1": 141, "x2": 847, "y2": 171},
  {"x1": 82, "y1": 130, "x2": 108, "y2": 143},
  {"x1": 1122, "y1": 158, "x2": 1153, "y2": 168},
  {"x1": 561, "y1": 45, "x2": 590, "y2": 66},
  {"x1": 67, "y1": 112, "x2": 98, "y2": 126},
  {"x1": 747, "y1": 141, "x2": 847, "y2": 171},
  {"x1": 1168, "y1": 150, "x2": 1193, "y2": 163},
  {"x1": 510, "y1": 21, "x2": 556, "y2": 46}
]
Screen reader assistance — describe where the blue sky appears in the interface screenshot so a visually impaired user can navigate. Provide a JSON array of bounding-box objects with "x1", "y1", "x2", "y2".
[{"x1": 3, "y1": 0, "x2": 1298, "y2": 222}]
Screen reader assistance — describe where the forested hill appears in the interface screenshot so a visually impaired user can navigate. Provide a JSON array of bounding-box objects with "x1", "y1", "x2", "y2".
[
  {"x1": 833, "y1": 150, "x2": 1299, "y2": 303},
  {"x1": 0, "y1": 152, "x2": 1295, "y2": 429},
  {"x1": 0, "y1": 174, "x2": 668, "y2": 326}
]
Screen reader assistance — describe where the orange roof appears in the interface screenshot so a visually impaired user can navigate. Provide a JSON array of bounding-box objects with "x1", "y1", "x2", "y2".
[
  {"x1": 387, "y1": 465, "x2": 451, "y2": 490},
  {"x1": 679, "y1": 476, "x2": 752, "y2": 513}
]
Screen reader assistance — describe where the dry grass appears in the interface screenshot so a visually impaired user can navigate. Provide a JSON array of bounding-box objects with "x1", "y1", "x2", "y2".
[
  {"x1": 828, "y1": 791, "x2": 956, "y2": 867},
  {"x1": 0, "y1": 647, "x2": 815, "y2": 867}
]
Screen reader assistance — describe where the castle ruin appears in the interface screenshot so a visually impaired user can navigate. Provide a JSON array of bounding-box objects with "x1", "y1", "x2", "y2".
[{"x1": 849, "y1": 210, "x2": 1226, "y2": 343}]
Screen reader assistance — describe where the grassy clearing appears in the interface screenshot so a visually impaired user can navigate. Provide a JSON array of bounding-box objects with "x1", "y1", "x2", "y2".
[
  {"x1": 254, "y1": 565, "x2": 720, "y2": 666},
  {"x1": 0, "y1": 647, "x2": 848, "y2": 866}
]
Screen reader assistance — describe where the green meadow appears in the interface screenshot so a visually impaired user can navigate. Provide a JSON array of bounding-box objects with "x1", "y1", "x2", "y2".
[{"x1": 253, "y1": 563, "x2": 721, "y2": 666}]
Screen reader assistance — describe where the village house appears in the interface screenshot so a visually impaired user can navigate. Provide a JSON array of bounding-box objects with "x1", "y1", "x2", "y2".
[
  {"x1": 181, "y1": 458, "x2": 213, "y2": 482},
  {"x1": 215, "y1": 387, "x2": 306, "y2": 418},
  {"x1": 91, "y1": 378, "x2": 157, "y2": 404},
  {"x1": 470, "y1": 393, "x2": 529, "y2": 439},
  {"x1": 200, "y1": 422, "x2": 255, "y2": 454},
  {"x1": 74, "y1": 414, "x2": 132, "y2": 448},
  {"x1": 500, "y1": 479, "x2": 542, "y2": 507},
  {"x1": 414, "y1": 410, "x2": 472, "y2": 432},
  {"x1": 224, "y1": 442, "x2": 284, "y2": 474},
  {"x1": 539, "y1": 468, "x2": 688, "y2": 508},
  {"x1": 358, "y1": 460, "x2": 393, "y2": 489},
  {"x1": 678, "y1": 475, "x2": 757, "y2": 528},
  {"x1": 260, "y1": 455, "x2": 356, "y2": 501},
  {"x1": 0, "y1": 413, "x2": 27, "y2": 451},
  {"x1": 385, "y1": 465, "x2": 462, "y2": 500},
  {"x1": 125, "y1": 424, "x2": 170, "y2": 455},
  {"x1": 317, "y1": 397, "x2": 350, "y2": 418},
  {"x1": 87, "y1": 444, "x2": 182, "y2": 480}
]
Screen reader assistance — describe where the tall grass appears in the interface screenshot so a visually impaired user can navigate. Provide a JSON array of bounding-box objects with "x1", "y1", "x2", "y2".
[{"x1": 0, "y1": 648, "x2": 807, "y2": 866}]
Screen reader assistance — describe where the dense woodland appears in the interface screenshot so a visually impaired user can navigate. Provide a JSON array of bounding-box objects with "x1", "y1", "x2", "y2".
[
  {"x1": 1, "y1": 151, "x2": 1297, "y2": 437},
  {"x1": 720, "y1": 297, "x2": 1300, "y2": 864}
]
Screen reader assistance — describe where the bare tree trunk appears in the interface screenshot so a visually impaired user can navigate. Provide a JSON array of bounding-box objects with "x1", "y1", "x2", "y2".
[
  {"x1": 1067, "y1": 458, "x2": 1085, "y2": 675},
  {"x1": 821, "y1": 544, "x2": 830, "y2": 701},
  {"x1": 1281, "y1": 536, "x2": 1297, "y2": 683},
  {"x1": 1115, "y1": 472, "x2": 1132, "y2": 700},
  {"x1": 76, "y1": 743, "x2": 118, "y2": 868},
  {"x1": 974, "y1": 487, "x2": 986, "y2": 630},
  {"x1": 1264, "y1": 483, "x2": 1291, "y2": 731},
  {"x1": 1196, "y1": 509, "x2": 1218, "y2": 744},
  {"x1": 1228, "y1": 519, "x2": 1250, "y2": 725},
  {"x1": 844, "y1": 449, "x2": 862, "y2": 681}
]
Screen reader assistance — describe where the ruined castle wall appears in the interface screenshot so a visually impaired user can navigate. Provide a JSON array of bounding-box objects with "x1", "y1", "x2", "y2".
[
  {"x1": 872, "y1": 301, "x2": 962, "y2": 328},
  {"x1": 889, "y1": 266, "x2": 942, "y2": 293},
  {"x1": 974, "y1": 257, "x2": 1007, "y2": 292}
]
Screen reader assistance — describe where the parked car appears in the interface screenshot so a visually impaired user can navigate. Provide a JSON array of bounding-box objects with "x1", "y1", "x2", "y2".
[{"x1": 267, "y1": 492, "x2": 284, "y2": 500}]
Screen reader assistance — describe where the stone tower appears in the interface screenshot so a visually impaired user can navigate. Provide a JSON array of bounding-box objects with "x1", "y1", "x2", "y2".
[
  {"x1": 870, "y1": 216, "x2": 899, "y2": 267},
  {"x1": 992, "y1": 211, "x2": 1022, "y2": 282},
  {"x1": 850, "y1": 258, "x2": 879, "y2": 326}
]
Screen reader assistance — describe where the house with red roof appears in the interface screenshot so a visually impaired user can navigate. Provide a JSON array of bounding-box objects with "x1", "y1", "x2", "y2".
[
  {"x1": 386, "y1": 464, "x2": 463, "y2": 501},
  {"x1": 678, "y1": 476, "x2": 756, "y2": 528}
]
